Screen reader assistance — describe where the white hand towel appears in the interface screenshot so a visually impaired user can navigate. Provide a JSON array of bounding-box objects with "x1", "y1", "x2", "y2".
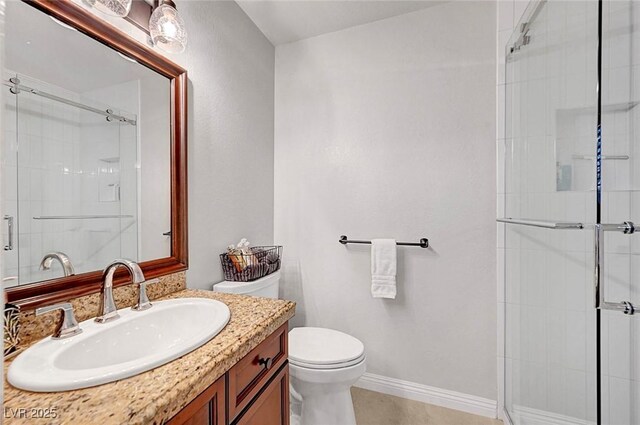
[{"x1": 371, "y1": 239, "x2": 397, "y2": 299}]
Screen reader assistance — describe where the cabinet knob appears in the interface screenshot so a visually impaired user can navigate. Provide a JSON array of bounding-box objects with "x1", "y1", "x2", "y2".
[{"x1": 258, "y1": 357, "x2": 273, "y2": 370}]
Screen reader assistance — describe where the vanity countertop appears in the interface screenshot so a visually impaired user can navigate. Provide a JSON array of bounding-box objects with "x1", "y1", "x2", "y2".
[{"x1": 3, "y1": 289, "x2": 296, "y2": 424}]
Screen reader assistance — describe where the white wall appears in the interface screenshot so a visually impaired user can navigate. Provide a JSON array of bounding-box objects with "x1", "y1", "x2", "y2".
[
  {"x1": 274, "y1": 1, "x2": 497, "y2": 400},
  {"x1": 71, "y1": 0, "x2": 276, "y2": 290},
  {"x1": 138, "y1": 75, "x2": 172, "y2": 262}
]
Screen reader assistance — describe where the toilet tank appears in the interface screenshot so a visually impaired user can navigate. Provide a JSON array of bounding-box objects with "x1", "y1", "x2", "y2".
[{"x1": 212, "y1": 271, "x2": 281, "y2": 299}]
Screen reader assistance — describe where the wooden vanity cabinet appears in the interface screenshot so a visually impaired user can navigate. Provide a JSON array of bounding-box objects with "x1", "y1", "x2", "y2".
[
  {"x1": 168, "y1": 323, "x2": 290, "y2": 425},
  {"x1": 232, "y1": 364, "x2": 289, "y2": 425},
  {"x1": 167, "y1": 376, "x2": 226, "y2": 425},
  {"x1": 227, "y1": 323, "x2": 288, "y2": 421}
]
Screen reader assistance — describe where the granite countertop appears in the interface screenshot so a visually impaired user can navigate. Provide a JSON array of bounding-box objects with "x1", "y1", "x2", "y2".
[{"x1": 3, "y1": 289, "x2": 296, "y2": 424}]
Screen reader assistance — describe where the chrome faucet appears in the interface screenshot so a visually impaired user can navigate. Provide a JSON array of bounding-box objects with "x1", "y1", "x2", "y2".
[
  {"x1": 96, "y1": 259, "x2": 145, "y2": 323},
  {"x1": 40, "y1": 252, "x2": 75, "y2": 276}
]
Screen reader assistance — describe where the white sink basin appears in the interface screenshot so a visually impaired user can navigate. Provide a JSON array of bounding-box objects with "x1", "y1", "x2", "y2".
[{"x1": 8, "y1": 297, "x2": 230, "y2": 392}]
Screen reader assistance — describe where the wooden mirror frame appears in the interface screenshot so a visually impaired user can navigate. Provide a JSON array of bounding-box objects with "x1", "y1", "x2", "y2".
[{"x1": 5, "y1": 0, "x2": 188, "y2": 310}]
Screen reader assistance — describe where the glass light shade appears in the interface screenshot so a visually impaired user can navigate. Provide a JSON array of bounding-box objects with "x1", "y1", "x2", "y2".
[
  {"x1": 84, "y1": 0, "x2": 132, "y2": 17},
  {"x1": 149, "y1": 3, "x2": 188, "y2": 54}
]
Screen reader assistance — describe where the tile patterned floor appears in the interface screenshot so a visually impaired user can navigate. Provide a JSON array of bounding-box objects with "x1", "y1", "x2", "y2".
[{"x1": 351, "y1": 387, "x2": 504, "y2": 425}]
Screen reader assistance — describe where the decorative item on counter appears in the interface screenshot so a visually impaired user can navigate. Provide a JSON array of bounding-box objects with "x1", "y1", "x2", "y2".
[
  {"x1": 4, "y1": 302, "x2": 20, "y2": 357},
  {"x1": 220, "y1": 243, "x2": 282, "y2": 282}
]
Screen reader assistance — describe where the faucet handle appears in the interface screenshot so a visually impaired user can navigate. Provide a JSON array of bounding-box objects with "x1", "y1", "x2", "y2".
[
  {"x1": 36, "y1": 302, "x2": 82, "y2": 339},
  {"x1": 132, "y1": 278, "x2": 159, "y2": 311}
]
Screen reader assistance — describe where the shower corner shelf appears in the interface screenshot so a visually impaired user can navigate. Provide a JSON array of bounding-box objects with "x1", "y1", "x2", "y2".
[
  {"x1": 572, "y1": 154, "x2": 629, "y2": 161},
  {"x1": 557, "y1": 101, "x2": 639, "y2": 116}
]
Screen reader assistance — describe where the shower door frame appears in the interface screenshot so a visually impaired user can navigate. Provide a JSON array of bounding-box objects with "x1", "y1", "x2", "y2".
[{"x1": 595, "y1": 0, "x2": 603, "y2": 421}]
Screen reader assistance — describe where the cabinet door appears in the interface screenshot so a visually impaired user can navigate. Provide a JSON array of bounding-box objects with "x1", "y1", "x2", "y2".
[
  {"x1": 233, "y1": 364, "x2": 289, "y2": 425},
  {"x1": 167, "y1": 375, "x2": 226, "y2": 425},
  {"x1": 228, "y1": 323, "x2": 288, "y2": 421}
]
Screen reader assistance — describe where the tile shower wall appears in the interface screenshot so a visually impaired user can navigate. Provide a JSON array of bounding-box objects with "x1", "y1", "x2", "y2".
[
  {"x1": 599, "y1": 2, "x2": 640, "y2": 424},
  {"x1": 1, "y1": 73, "x2": 139, "y2": 286},
  {"x1": 82, "y1": 80, "x2": 140, "y2": 266},
  {"x1": 78, "y1": 81, "x2": 139, "y2": 272}
]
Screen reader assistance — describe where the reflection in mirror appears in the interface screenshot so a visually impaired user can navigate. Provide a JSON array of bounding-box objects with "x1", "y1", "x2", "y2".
[{"x1": 2, "y1": 1, "x2": 172, "y2": 287}]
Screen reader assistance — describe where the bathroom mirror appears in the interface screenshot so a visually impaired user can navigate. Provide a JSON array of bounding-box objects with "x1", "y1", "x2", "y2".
[{"x1": 3, "y1": 0, "x2": 187, "y2": 309}]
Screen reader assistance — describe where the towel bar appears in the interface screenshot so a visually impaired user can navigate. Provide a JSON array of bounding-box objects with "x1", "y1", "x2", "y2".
[
  {"x1": 496, "y1": 217, "x2": 584, "y2": 229},
  {"x1": 339, "y1": 235, "x2": 429, "y2": 248}
]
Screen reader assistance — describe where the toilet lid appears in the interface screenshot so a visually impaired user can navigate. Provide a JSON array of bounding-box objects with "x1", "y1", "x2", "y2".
[{"x1": 289, "y1": 327, "x2": 365, "y2": 367}]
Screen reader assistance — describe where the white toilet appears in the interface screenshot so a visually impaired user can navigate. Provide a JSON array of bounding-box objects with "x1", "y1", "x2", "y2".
[
  {"x1": 288, "y1": 327, "x2": 365, "y2": 425},
  {"x1": 213, "y1": 271, "x2": 366, "y2": 425}
]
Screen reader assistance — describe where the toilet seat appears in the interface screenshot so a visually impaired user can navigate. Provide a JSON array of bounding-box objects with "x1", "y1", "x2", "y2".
[
  {"x1": 290, "y1": 353, "x2": 365, "y2": 370},
  {"x1": 289, "y1": 327, "x2": 365, "y2": 370}
]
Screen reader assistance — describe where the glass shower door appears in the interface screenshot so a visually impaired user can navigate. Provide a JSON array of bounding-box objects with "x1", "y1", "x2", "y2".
[
  {"x1": 2, "y1": 72, "x2": 19, "y2": 288},
  {"x1": 503, "y1": 1, "x2": 639, "y2": 424},
  {"x1": 1, "y1": 72, "x2": 139, "y2": 286},
  {"x1": 598, "y1": 1, "x2": 640, "y2": 423},
  {"x1": 502, "y1": 1, "x2": 600, "y2": 424}
]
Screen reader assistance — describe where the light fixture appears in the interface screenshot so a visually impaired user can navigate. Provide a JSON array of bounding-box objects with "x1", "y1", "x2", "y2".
[
  {"x1": 84, "y1": 0, "x2": 132, "y2": 18},
  {"x1": 149, "y1": 0, "x2": 187, "y2": 54}
]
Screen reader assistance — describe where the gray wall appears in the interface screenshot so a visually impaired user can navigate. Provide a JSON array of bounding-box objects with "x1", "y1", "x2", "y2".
[
  {"x1": 178, "y1": 1, "x2": 275, "y2": 289},
  {"x1": 273, "y1": 1, "x2": 497, "y2": 399}
]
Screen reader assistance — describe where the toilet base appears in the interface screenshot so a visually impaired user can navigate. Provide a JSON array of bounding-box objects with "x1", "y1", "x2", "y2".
[
  {"x1": 296, "y1": 386, "x2": 356, "y2": 425},
  {"x1": 289, "y1": 359, "x2": 365, "y2": 425}
]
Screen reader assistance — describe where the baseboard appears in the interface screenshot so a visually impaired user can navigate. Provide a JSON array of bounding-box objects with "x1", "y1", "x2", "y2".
[
  {"x1": 354, "y1": 372, "x2": 498, "y2": 419},
  {"x1": 511, "y1": 405, "x2": 591, "y2": 425}
]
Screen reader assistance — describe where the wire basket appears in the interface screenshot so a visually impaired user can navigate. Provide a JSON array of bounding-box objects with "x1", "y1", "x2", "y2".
[{"x1": 220, "y1": 246, "x2": 282, "y2": 282}]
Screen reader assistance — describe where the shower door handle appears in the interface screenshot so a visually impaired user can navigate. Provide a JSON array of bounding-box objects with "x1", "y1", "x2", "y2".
[
  {"x1": 3, "y1": 215, "x2": 13, "y2": 251},
  {"x1": 594, "y1": 222, "x2": 636, "y2": 315}
]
